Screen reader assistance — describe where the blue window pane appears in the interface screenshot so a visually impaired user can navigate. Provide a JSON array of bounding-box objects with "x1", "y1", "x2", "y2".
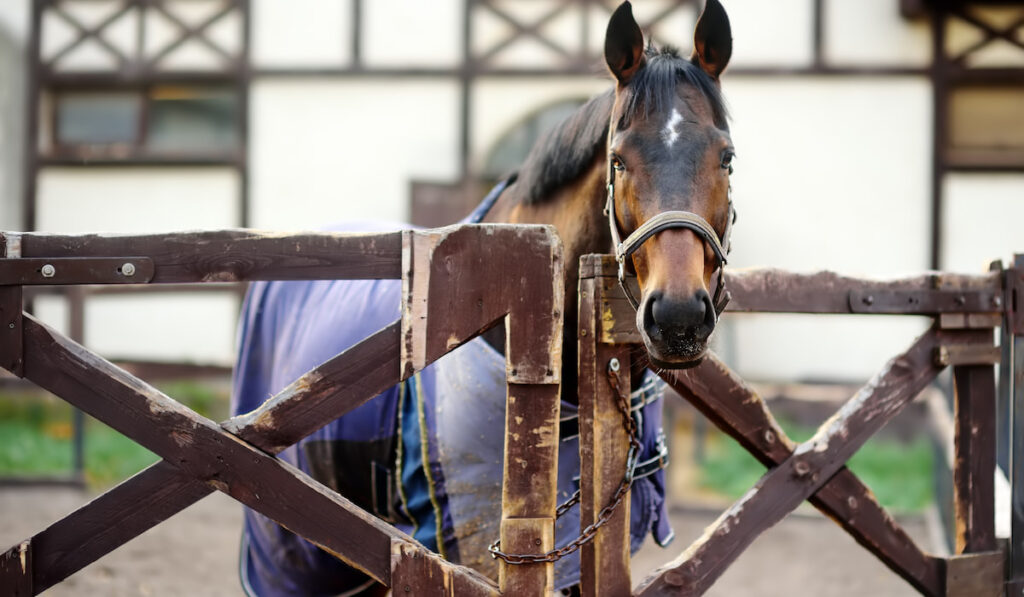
[{"x1": 57, "y1": 93, "x2": 140, "y2": 145}]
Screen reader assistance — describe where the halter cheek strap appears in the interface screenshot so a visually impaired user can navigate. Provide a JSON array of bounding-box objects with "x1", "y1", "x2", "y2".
[{"x1": 605, "y1": 156, "x2": 735, "y2": 318}]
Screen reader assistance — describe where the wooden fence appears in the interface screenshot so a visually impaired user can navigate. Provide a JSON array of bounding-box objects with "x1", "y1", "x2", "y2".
[
  {"x1": 0, "y1": 225, "x2": 564, "y2": 596},
  {"x1": 0, "y1": 225, "x2": 1020, "y2": 596},
  {"x1": 580, "y1": 254, "x2": 1012, "y2": 596}
]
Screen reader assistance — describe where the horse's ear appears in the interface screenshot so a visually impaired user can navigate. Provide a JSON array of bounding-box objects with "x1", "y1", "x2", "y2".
[
  {"x1": 691, "y1": 0, "x2": 732, "y2": 79},
  {"x1": 605, "y1": 2, "x2": 645, "y2": 85}
]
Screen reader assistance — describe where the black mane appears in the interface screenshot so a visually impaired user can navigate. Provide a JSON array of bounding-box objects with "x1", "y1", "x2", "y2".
[{"x1": 515, "y1": 46, "x2": 728, "y2": 204}]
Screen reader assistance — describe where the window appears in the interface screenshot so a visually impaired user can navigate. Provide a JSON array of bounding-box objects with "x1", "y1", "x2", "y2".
[
  {"x1": 947, "y1": 86, "x2": 1024, "y2": 168},
  {"x1": 482, "y1": 99, "x2": 586, "y2": 181},
  {"x1": 50, "y1": 86, "x2": 240, "y2": 161}
]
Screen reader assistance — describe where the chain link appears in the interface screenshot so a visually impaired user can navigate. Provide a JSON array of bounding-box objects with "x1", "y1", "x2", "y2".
[{"x1": 488, "y1": 360, "x2": 643, "y2": 565}]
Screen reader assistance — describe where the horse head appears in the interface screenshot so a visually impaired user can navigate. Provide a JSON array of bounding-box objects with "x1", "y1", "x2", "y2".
[{"x1": 604, "y1": 0, "x2": 735, "y2": 369}]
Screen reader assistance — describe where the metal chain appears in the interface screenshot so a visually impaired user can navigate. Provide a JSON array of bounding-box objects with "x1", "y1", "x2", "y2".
[{"x1": 488, "y1": 358, "x2": 643, "y2": 565}]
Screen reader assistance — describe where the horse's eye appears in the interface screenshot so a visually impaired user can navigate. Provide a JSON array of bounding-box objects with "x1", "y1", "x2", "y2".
[
  {"x1": 611, "y1": 156, "x2": 625, "y2": 172},
  {"x1": 721, "y1": 152, "x2": 735, "y2": 174}
]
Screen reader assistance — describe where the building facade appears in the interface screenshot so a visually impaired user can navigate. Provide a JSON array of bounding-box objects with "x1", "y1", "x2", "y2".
[{"x1": 4, "y1": 0, "x2": 1023, "y2": 380}]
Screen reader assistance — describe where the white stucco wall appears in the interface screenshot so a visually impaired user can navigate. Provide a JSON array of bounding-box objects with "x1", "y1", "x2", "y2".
[
  {"x1": 33, "y1": 167, "x2": 242, "y2": 365},
  {"x1": 34, "y1": 292, "x2": 240, "y2": 365},
  {"x1": 36, "y1": 167, "x2": 239, "y2": 233},
  {"x1": 718, "y1": 76, "x2": 934, "y2": 381},
  {"x1": 0, "y1": 27, "x2": 23, "y2": 231},
  {"x1": 942, "y1": 174, "x2": 1024, "y2": 273},
  {"x1": 249, "y1": 78, "x2": 459, "y2": 229}
]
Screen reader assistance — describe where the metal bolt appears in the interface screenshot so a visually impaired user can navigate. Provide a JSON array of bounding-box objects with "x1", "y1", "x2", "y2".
[
  {"x1": 120, "y1": 262, "x2": 136, "y2": 276},
  {"x1": 763, "y1": 430, "x2": 775, "y2": 444},
  {"x1": 40, "y1": 264, "x2": 55, "y2": 278},
  {"x1": 608, "y1": 358, "x2": 620, "y2": 372},
  {"x1": 534, "y1": 538, "x2": 542, "y2": 546},
  {"x1": 7, "y1": 322, "x2": 13, "y2": 329},
  {"x1": 862, "y1": 295, "x2": 874, "y2": 306},
  {"x1": 955, "y1": 295, "x2": 966, "y2": 306},
  {"x1": 793, "y1": 460, "x2": 811, "y2": 477}
]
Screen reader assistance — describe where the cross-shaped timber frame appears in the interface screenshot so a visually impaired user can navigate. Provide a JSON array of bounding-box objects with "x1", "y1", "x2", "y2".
[
  {"x1": 0, "y1": 225, "x2": 565, "y2": 596},
  {"x1": 577, "y1": 255, "x2": 1005, "y2": 596}
]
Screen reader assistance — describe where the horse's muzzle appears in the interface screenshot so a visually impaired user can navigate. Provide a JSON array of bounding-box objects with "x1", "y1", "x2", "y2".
[{"x1": 639, "y1": 288, "x2": 715, "y2": 368}]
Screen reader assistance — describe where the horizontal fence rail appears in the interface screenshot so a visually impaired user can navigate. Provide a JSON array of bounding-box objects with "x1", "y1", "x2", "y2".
[
  {"x1": 0, "y1": 232, "x2": 1018, "y2": 596},
  {"x1": 0, "y1": 225, "x2": 564, "y2": 596},
  {"x1": 580, "y1": 255, "x2": 1009, "y2": 597}
]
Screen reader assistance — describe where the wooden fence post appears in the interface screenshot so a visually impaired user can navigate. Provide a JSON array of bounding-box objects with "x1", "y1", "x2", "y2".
[{"x1": 578, "y1": 255, "x2": 633, "y2": 597}]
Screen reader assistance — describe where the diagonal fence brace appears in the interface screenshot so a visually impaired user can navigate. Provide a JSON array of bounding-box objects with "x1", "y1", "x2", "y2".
[{"x1": 637, "y1": 325, "x2": 946, "y2": 596}]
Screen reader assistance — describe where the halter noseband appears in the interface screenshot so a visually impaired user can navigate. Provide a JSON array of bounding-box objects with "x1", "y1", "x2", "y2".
[{"x1": 604, "y1": 151, "x2": 735, "y2": 318}]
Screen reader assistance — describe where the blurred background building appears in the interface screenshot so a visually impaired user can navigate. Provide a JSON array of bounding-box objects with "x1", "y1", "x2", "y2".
[{"x1": 0, "y1": 0, "x2": 1021, "y2": 383}]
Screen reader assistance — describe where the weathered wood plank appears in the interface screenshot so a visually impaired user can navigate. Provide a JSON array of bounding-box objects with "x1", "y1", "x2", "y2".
[
  {"x1": 402, "y1": 225, "x2": 562, "y2": 384},
  {"x1": 0, "y1": 540, "x2": 31, "y2": 596},
  {"x1": 638, "y1": 326, "x2": 945, "y2": 596},
  {"x1": 499, "y1": 384, "x2": 561, "y2": 595},
  {"x1": 727, "y1": 268, "x2": 1001, "y2": 314},
  {"x1": 20, "y1": 315, "x2": 401, "y2": 584},
  {"x1": 16, "y1": 229, "x2": 404, "y2": 282},
  {"x1": 29, "y1": 461, "x2": 212, "y2": 594},
  {"x1": 582, "y1": 255, "x2": 1001, "y2": 316},
  {"x1": 0, "y1": 235, "x2": 24, "y2": 377},
  {"x1": 12, "y1": 226, "x2": 564, "y2": 593},
  {"x1": 952, "y1": 331, "x2": 998, "y2": 554},
  {"x1": 498, "y1": 517, "x2": 556, "y2": 595},
  {"x1": 659, "y1": 346, "x2": 946, "y2": 596},
  {"x1": 224, "y1": 321, "x2": 403, "y2": 452},
  {"x1": 578, "y1": 268, "x2": 632, "y2": 597},
  {"x1": 0, "y1": 287, "x2": 22, "y2": 377},
  {"x1": 12, "y1": 319, "x2": 458, "y2": 594},
  {"x1": 390, "y1": 539, "x2": 499, "y2": 597},
  {"x1": 946, "y1": 551, "x2": 1003, "y2": 597}
]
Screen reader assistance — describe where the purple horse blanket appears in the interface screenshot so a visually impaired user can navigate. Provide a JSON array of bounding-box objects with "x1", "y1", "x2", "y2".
[{"x1": 231, "y1": 216, "x2": 672, "y2": 596}]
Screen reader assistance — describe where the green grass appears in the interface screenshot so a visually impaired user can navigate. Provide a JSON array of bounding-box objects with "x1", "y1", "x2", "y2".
[
  {"x1": 698, "y1": 421, "x2": 935, "y2": 512},
  {"x1": 0, "y1": 379, "x2": 229, "y2": 488}
]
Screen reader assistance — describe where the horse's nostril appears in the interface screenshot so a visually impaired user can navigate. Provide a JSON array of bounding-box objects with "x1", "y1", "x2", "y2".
[
  {"x1": 650, "y1": 291, "x2": 706, "y2": 330},
  {"x1": 700, "y1": 290, "x2": 716, "y2": 330}
]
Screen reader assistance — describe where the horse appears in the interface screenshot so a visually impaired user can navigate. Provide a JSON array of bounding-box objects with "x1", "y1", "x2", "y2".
[{"x1": 231, "y1": 1, "x2": 736, "y2": 594}]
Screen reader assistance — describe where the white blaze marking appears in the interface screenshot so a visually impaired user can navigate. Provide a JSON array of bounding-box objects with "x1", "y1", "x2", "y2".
[{"x1": 661, "y1": 109, "x2": 684, "y2": 149}]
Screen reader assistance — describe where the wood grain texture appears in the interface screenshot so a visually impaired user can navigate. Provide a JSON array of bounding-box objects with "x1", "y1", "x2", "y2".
[
  {"x1": 661, "y1": 347, "x2": 945, "y2": 596},
  {"x1": 581, "y1": 255, "x2": 1001, "y2": 315},
  {"x1": 498, "y1": 518, "x2": 555, "y2": 595},
  {"x1": 390, "y1": 539, "x2": 499, "y2": 597},
  {"x1": 402, "y1": 225, "x2": 563, "y2": 385},
  {"x1": 946, "y1": 551, "x2": 1003, "y2": 597},
  {"x1": 499, "y1": 385, "x2": 561, "y2": 595},
  {"x1": 20, "y1": 315, "x2": 403, "y2": 584},
  {"x1": 638, "y1": 326, "x2": 945, "y2": 596},
  {"x1": 224, "y1": 320, "x2": 403, "y2": 452},
  {"x1": 28, "y1": 461, "x2": 212, "y2": 594},
  {"x1": 578, "y1": 269, "x2": 632, "y2": 597},
  {"x1": 952, "y1": 331, "x2": 998, "y2": 554},
  {"x1": 7, "y1": 226, "x2": 564, "y2": 594},
  {"x1": 0, "y1": 540, "x2": 31, "y2": 596},
  {"x1": 17, "y1": 229, "x2": 404, "y2": 282}
]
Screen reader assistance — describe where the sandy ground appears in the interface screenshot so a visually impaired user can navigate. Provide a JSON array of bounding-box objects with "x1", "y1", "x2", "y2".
[{"x1": 0, "y1": 486, "x2": 933, "y2": 596}]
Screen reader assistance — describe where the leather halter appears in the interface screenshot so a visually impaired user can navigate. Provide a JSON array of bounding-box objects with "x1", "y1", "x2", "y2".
[{"x1": 604, "y1": 143, "x2": 736, "y2": 318}]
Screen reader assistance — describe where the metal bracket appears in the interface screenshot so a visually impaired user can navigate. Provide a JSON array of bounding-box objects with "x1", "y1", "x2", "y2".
[
  {"x1": 0, "y1": 257, "x2": 154, "y2": 286},
  {"x1": 849, "y1": 289, "x2": 1000, "y2": 315},
  {"x1": 945, "y1": 550, "x2": 1003, "y2": 597},
  {"x1": 934, "y1": 344, "x2": 1001, "y2": 367}
]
